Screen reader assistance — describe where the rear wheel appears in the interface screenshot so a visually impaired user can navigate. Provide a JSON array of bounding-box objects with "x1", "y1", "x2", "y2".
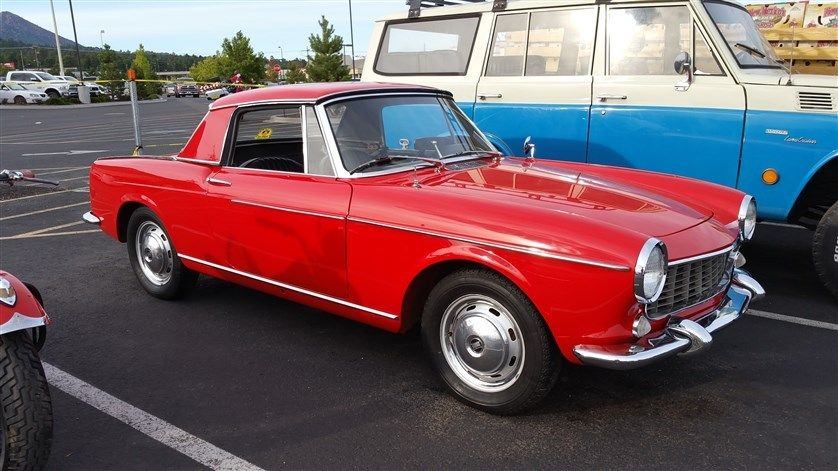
[
  {"x1": 126, "y1": 207, "x2": 197, "y2": 299},
  {"x1": 0, "y1": 331, "x2": 53, "y2": 470},
  {"x1": 421, "y1": 268, "x2": 559, "y2": 414},
  {"x1": 13, "y1": 96, "x2": 26, "y2": 105},
  {"x1": 813, "y1": 201, "x2": 838, "y2": 299}
]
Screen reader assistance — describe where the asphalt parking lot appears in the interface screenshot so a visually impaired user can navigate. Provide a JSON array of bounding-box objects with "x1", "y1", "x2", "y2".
[{"x1": 0, "y1": 98, "x2": 836, "y2": 470}]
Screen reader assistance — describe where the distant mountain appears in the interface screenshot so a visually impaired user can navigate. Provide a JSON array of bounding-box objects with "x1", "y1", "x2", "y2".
[{"x1": 0, "y1": 11, "x2": 80, "y2": 48}]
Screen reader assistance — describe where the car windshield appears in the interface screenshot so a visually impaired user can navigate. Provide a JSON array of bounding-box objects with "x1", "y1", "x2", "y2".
[
  {"x1": 35, "y1": 72, "x2": 58, "y2": 81},
  {"x1": 325, "y1": 95, "x2": 495, "y2": 174},
  {"x1": 705, "y1": 1, "x2": 782, "y2": 68}
]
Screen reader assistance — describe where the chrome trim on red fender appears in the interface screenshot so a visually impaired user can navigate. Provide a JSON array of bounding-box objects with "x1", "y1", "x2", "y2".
[
  {"x1": 347, "y1": 216, "x2": 630, "y2": 271},
  {"x1": 177, "y1": 254, "x2": 399, "y2": 320},
  {"x1": 231, "y1": 199, "x2": 346, "y2": 220},
  {"x1": 0, "y1": 312, "x2": 49, "y2": 335},
  {"x1": 82, "y1": 211, "x2": 101, "y2": 225}
]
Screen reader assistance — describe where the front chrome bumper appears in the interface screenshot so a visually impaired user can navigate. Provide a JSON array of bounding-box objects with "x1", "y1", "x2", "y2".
[
  {"x1": 82, "y1": 211, "x2": 101, "y2": 225},
  {"x1": 573, "y1": 268, "x2": 764, "y2": 370}
]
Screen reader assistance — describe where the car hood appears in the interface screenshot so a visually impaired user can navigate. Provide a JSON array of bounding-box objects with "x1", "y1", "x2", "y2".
[{"x1": 420, "y1": 160, "x2": 713, "y2": 238}]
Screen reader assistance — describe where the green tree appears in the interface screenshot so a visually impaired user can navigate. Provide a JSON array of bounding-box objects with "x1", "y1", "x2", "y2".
[
  {"x1": 306, "y1": 16, "x2": 349, "y2": 82},
  {"x1": 130, "y1": 44, "x2": 159, "y2": 98},
  {"x1": 218, "y1": 31, "x2": 265, "y2": 85},
  {"x1": 285, "y1": 66, "x2": 308, "y2": 84},
  {"x1": 98, "y1": 45, "x2": 124, "y2": 100},
  {"x1": 189, "y1": 54, "x2": 224, "y2": 82}
]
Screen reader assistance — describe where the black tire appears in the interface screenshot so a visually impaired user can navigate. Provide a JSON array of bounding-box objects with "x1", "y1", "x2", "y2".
[
  {"x1": 13, "y1": 96, "x2": 26, "y2": 105},
  {"x1": 812, "y1": 201, "x2": 838, "y2": 299},
  {"x1": 44, "y1": 90, "x2": 60, "y2": 100},
  {"x1": 126, "y1": 207, "x2": 197, "y2": 299},
  {"x1": 0, "y1": 332, "x2": 53, "y2": 471},
  {"x1": 1, "y1": 410, "x2": 8, "y2": 470},
  {"x1": 421, "y1": 268, "x2": 559, "y2": 415}
]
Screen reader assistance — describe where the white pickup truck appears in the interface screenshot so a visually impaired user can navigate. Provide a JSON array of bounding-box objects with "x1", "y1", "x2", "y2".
[{"x1": 4, "y1": 71, "x2": 71, "y2": 98}]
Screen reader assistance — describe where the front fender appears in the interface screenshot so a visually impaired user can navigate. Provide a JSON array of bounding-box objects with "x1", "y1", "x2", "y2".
[{"x1": 0, "y1": 272, "x2": 49, "y2": 336}]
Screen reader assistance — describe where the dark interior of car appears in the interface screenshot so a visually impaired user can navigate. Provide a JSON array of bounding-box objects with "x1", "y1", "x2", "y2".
[{"x1": 230, "y1": 139, "x2": 304, "y2": 173}]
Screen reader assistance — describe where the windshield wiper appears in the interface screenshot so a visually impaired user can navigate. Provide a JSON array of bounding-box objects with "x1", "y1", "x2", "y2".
[
  {"x1": 440, "y1": 149, "x2": 500, "y2": 160},
  {"x1": 734, "y1": 42, "x2": 766, "y2": 59},
  {"x1": 348, "y1": 154, "x2": 443, "y2": 175}
]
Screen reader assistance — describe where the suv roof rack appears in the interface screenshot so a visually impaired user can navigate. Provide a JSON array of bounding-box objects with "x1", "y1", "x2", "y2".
[{"x1": 407, "y1": 0, "x2": 507, "y2": 18}]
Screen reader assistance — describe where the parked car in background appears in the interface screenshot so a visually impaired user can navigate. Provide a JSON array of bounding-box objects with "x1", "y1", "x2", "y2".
[
  {"x1": 4, "y1": 71, "x2": 70, "y2": 98},
  {"x1": 82, "y1": 83, "x2": 764, "y2": 414},
  {"x1": 204, "y1": 86, "x2": 230, "y2": 100},
  {"x1": 164, "y1": 83, "x2": 177, "y2": 97},
  {"x1": 175, "y1": 83, "x2": 200, "y2": 97},
  {"x1": 0, "y1": 83, "x2": 48, "y2": 104},
  {"x1": 55, "y1": 75, "x2": 104, "y2": 96},
  {"x1": 364, "y1": 0, "x2": 838, "y2": 297}
]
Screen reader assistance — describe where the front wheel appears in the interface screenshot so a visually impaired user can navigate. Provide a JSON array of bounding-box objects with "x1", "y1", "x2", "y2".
[
  {"x1": 421, "y1": 269, "x2": 559, "y2": 414},
  {"x1": 0, "y1": 332, "x2": 53, "y2": 470},
  {"x1": 45, "y1": 90, "x2": 60, "y2": 99},
  {"x1": 13, "y1": 96, "x2": 26, "y2": 105},
  {"x1": 126, "y1": 207, "x2": 197, "y2": 299},
  {"x1": 813, "y1": 201, "x2": 838, "y2": 299}
]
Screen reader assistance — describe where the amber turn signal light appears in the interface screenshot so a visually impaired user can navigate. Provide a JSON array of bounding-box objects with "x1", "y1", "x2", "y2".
[{"x1": 762, "y1": 168, "x2": 779, "y2": 185}]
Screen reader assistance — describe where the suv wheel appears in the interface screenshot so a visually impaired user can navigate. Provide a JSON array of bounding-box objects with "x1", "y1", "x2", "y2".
[{"x1": 813, "y1": 201, "x2": 838, "y2": 299}]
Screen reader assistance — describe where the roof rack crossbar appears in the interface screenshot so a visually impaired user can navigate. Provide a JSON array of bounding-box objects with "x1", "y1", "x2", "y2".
[{"x1": 406, "y1": 0, "x2": 506, "y2": 19}]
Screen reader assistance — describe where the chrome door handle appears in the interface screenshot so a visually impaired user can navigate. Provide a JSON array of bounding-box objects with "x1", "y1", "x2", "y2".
[
  {"x1": 478, "y1": 93, "x2": 503, "y2": 100},
  {"x1": 596, "y1": 94, "x2": 628, "y2": 102},
  {"x1": 206, "y1": 177, "x2": 231, "y2": 187}
]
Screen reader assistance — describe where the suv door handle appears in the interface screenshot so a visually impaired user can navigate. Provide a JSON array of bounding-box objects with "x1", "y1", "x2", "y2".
[
  {"x1": 206, "y1": 177, "x2": 231, "y2": 187},
  {"x1": 596, "y1": 94, "x2": 628, "y2": 102},
  {"x1": 478, "y1": 93, "x2": 503, "y2": 100}
]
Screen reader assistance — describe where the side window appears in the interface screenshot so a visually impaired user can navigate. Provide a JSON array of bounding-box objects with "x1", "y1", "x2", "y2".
[
  {"x1": 374, "y1": 16, "x2": 480, "y2": 75},
  {"x1": 229, "y1": 106, "x2": 304, "y2": 173},
  {"x1": 525, "y1": 9, "x2": 596, "y2": 76},
  {"x1": 486, "y1": 13, "x2": 528, "y2": 76},
  {"x1": 608, "y1": 6, "x2": 691, "y2": 75},
  {"x1": 694, "y1": 26, "x2": 723, "y2": 75},
  {"x1": 303, "y1": 107, "x2": 335, "y2": 177}
]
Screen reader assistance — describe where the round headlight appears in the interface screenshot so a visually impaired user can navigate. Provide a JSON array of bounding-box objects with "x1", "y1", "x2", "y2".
[
  {"x1": 634, "y1": 239, "x2": 668, "y2": 304},
  {"x1": 0, "y1": 277, "x2": 17, "y2": 306},
  {"x1": 738, "y1": 196, "x2": 757, "y2": 241}
]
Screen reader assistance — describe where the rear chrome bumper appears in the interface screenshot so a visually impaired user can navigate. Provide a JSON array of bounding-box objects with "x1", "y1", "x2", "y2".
[
  {"x1": 573, "y1": 269, "x2": 764, "y2": 370},
  {"x1": 82, "y1": 211, "x2": 101, "y2": 225}
]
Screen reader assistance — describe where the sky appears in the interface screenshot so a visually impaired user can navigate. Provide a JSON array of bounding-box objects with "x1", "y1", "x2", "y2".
[{"x1": 2, "y1": 0, "x2": 407, "y2": 60}]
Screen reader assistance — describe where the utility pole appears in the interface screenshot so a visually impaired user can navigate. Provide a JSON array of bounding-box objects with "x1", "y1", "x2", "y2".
[
  {"x1": 68, "y1": 0, "x2": 90, "y2": 103},
  {"x1": 49, "y1": 0, "x2": 65, "y2": 76},
  {"x1": 348, "y1": 0, "x2": 356, "y2": 78},
  {"x1": 100, "y1": 30, "x2": 105, "y2": 48}
]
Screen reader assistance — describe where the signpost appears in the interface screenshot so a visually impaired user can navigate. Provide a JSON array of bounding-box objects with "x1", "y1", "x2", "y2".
[{"x1": 127, "y1": 69, "x2": 143, "y2": 155}]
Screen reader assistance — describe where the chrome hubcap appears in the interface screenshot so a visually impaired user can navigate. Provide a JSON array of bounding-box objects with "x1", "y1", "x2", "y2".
[
  {"x1": 135, "y1": 221, "x2": 173, "y2": 286},
  {"x1": 440, "y1": 294, "x2": 524, "y2": 392}
]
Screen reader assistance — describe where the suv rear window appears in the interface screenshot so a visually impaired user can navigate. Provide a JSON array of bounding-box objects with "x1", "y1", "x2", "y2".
[{"x1": 375, "y1": 16, "x2": 480, "y2": 75}]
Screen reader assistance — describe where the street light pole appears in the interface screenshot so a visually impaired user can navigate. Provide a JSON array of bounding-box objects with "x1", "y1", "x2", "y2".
[
  {"x1": 100, "y1": 29, "x2": 105, "y2": 48},
  {"x1": 68, "y1": 0, "x2": 83, "y2": 82},
  {"x1": 49, "y1": 0, "x2": 65, "y2": 76},
  {"x1": 348, "y1": 0, "x2": 356, "y2": 78}
]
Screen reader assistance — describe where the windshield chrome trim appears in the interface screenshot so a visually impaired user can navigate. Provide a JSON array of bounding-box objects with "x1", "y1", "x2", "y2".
[
  {"x1": 316, "y1": 91, "x2": 498, "y2": 179},
  {"x1": 179, "y1": 254, "x2": 399, "y2": 320},
  {"x1": 347, "y1": 216, "x2": 630, "y2": 271}
]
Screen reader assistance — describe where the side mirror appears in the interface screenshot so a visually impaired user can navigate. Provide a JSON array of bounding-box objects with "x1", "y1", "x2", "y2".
[
  {"x1": 674, "y1": 51, "x2": 693, "y2": 91},
  {"x1": 523, "y1": 136, "x2": 536, "y2": 159}
]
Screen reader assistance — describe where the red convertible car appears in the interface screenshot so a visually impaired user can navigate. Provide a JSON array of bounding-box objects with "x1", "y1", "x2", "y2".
[{"x1": 83, "y1": 82, "x2": 764, "y2": 413}]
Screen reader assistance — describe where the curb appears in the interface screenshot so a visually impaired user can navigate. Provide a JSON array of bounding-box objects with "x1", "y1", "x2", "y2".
[{"x1": 0, "y1": 98, "x2": 169, "y2": 110}]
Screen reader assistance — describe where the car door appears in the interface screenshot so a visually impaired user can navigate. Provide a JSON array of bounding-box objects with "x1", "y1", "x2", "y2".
[
  {"x1": 205, "y1": 104, "x2": 351, "y2": 299},
  {"x1": 473, "y1": 7, "x2": 597, "y2": 160},
  {"x1": 587, "y1": 2, "x2": 745, "y2": 187}
]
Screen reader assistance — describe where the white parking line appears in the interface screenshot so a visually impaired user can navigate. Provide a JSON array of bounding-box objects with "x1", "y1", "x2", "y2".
[
  {"x1": 0, "y1": 201, "x2": 89, "y2": 221},
  {"x1": 748, "y1": 309, "x2": 838, "y2": 331},
  {"x1": 37, "y1": 166, "x2": 90, "y2": 176},
  {"x1": 0, "y1": 189, "x2": 73, "y2": 203},
  {"x1": 0, "y1": 229, "x2": 100, "y2": 240},
  {"x1": 43, "y1": 363, "x2": 266, "y2": 471}
]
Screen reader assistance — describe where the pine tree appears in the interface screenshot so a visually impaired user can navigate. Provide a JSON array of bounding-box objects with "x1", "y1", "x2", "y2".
[
  {"x1": 131, "y1": 44, "x2": 158, "y2": 98},
  {"x1": 98, "y1": 44, "x2": 124, "y2": 100},
  {"x1": 306, "y1": 16, "x2": 350, "y2": 82}
]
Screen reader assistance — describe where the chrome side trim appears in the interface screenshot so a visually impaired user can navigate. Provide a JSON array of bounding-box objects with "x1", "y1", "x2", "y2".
[
  {"x1": 230, "y1": 199, "x2": 345, "y2": 220},
  {"x1": 0, "y1": 312, "x2": 48, "y2": 335},
  {"x1": 347, "y1": 216, "x2": 629, "y2": 271},
  {"x1": 81, "y1": 211, "x2": 101, "y2": 225},
  {"x1": 178, "y1": 254, "x2": 398, "y2": 320},
  {"x1": 669, "y1": 244, "x2": 735, "y2": 266},
  {"x1": 174, "y1": 156, "x2": 221, "y2": 166},
  {"x1": 210, "y1": 98, "x2": 317, "y2": 111}
]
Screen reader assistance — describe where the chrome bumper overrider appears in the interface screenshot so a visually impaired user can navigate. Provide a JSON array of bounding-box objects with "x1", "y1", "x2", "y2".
[
  {"x1": 82, "y1": 211, "x2": 101, "y2": 225},
  {"x1": 573, "y1": 269, "x2": 764, "y2": 370}
]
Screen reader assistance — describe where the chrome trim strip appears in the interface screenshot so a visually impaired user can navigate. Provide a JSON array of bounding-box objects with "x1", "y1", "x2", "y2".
[
  {"x1": 174, "y1": 156, "x2": 221, "y2": 166},
  {"x1": 669, "y1": 244, "x2": 735, "y2": 266},
  {"x1": 0, "y1": 312, "x2": 48, "y2": 335},
  {"x1": 230, "y1": 199, "x2": 345, "y2": 220},
  {"x1": 347, "y1": 216, "x2": 629, "y2": 271},
  {"x1": 81, "y1": 211, "x2": 101, "y2": 225},
  {"x1": 178, "y1": 254, "x2": 399, "y2": 320},
  {"x1": 210, "y1": 98, "x2": 317, "y2": 111}
]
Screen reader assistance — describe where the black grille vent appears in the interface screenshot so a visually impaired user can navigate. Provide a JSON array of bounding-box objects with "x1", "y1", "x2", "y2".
[
  {"x1": 646, "y1": 251, "x2": 731, "y2": 318},
  {"x1": 797, "y1": 92, "x2": 834, "y2": 111}
]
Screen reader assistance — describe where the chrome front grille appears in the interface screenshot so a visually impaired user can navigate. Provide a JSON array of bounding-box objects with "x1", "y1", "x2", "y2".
[{"x1": 646, "y1": 250, "x2": 732, "y2": 318}]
